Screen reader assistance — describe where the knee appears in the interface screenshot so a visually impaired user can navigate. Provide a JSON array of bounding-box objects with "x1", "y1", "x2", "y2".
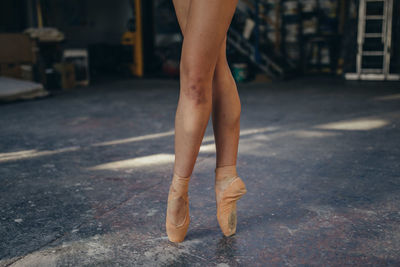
[{"x1": 180, "y1": 62, "x2": 213, "y2": 105}]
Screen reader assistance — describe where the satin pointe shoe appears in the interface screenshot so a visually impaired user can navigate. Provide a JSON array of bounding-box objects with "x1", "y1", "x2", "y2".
[
  {"x1": 165, "y1": 173, "x2": 190, "y2": 242},
  {"x1": 215, "y1": 168, "x2": 247, "y2": 237}
]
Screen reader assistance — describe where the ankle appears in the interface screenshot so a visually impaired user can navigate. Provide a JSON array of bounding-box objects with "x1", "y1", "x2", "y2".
[
  {"x1": 171, "y1": 173, "x2": 191, "y2": 192},
  {"x1": 215, "y1": 165, "x2": 238, "y2": 181},
  {"x1": 173, "y1": 173, "x2": 191, "y2": 180}
]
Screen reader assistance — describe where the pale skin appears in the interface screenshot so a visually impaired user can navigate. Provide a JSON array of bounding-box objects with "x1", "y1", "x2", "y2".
[{"x1": 169, "y1": 0, "x2": 241, "y2": 225}]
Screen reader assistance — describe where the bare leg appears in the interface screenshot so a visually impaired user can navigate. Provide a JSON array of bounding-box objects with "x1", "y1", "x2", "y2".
[
  {"x1": 168, "y1": 0, "x2": 239, "y2": 228},
  {"x1": 168, "y1": 0, "x2": 245, "y2": 239},
  {"x1": 212, "y1": 37, "x2": 241, "y2": 171},
  {"x1": 172, "y1": 0, "x2": 239, "y2": 177},
  {"x1": 172, "y1": 0, "x2": 241, "y2": 173}
]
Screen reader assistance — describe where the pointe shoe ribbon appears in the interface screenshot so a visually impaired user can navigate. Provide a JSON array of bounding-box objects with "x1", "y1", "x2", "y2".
[
  {"x1": 215, "y1": 173, "x2": 247, "y2": 237},
  {"x1": 166, "y1": 173, "x2": 190, "y2": 243}
]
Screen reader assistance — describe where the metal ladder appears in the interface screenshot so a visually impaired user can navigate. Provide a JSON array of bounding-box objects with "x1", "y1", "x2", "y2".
[{"x1": 346, "y1": 0, "x2": 399, "y2": 80}]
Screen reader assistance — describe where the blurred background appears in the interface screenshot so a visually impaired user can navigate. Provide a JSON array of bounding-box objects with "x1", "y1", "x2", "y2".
[
  {"x1": 0, "y1": 0, "x2": 399, "y2": 99},
  {"x1": 1, "y1": 1, "x2": 400, "y2": 265}
]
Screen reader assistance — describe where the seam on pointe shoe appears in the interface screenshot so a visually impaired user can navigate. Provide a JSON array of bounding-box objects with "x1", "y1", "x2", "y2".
[
  {"x1": 166, "y1": 190, "x2": 189, "y2": 227},
  {"x1": 166, "y1": 174, "x2": 190, "y2": 232},
  {"x1": 167, "y1": 202, "x2": 189, "y2": 228},
  {"x1": 168, "y1": 212, "x2": 188, "y2": 228}
]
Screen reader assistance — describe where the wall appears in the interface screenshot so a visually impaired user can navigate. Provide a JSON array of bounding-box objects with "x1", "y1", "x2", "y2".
[{"x1": 42, "y1": 0, "x2": 133, "y2": 47}]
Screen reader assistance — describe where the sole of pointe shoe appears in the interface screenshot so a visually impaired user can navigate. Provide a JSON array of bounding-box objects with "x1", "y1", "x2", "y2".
[
  {"x1": 218, "y1": 177, "x2": 247, "y2": 237},
  {"x1": 224, "y1": 208, "x2": 237, "y2": 237}
]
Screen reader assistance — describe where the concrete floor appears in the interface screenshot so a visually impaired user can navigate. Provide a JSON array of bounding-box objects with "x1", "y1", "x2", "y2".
[{"x1": 0, "y1": 77, "x2": 399, "y2": 266}]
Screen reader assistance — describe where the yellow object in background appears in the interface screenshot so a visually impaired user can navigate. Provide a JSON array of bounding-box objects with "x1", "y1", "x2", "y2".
[{"x1": 121, "y1": 0, "x2": 144, "y2": 77}]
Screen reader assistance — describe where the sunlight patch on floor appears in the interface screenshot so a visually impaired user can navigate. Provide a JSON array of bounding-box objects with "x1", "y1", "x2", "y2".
[
  {"x1": 373, "y1": 94, "x2": 400, "y2": 101},
  {"x1": 88, "y1": 141, "x2": 220, "y2": 171},
  {"x1": 314, "y1": 118, "x2": 389, "y2": 131},
  {"x1": 87, "y1": 153, "x2": 175, "y2": 170},
  {"x1": 0, "y1": 147, "x2": 80, "y2": 163},
  {"x1": 290, "y1": 130, "x2": 339, "y2": 138},
  {"x1": 199, "y1": 143, "x2": 216, "y2": 152},
  {"x1": 0, "y1": 126, "x2": 315, "y2": 164},
  {"x1": 92, "y1": 130, "x2": 175, "y2": 147}
]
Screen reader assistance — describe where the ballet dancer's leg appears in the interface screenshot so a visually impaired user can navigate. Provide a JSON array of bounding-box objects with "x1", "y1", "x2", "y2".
[
  {"x1": 212, "y1": 35, "x2": 241, "y2": 172},
  {"x1": 173, "y1": 0, "x2": 239, "y2": 177},
  {"x1": 172, "y1": 2, "x2": 240, "y2": 176},
  {"x1": 212, "y1": 34, "x2": 247, "y2": 237},
  {"x1": 166, "y1": 0, "x2": 239, "y2": 242},
  {"x1": 172, "y1": 0, "x2": 245, "y2": 237}
]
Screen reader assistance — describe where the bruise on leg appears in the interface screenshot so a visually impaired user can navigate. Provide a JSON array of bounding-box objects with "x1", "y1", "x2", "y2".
[{"x1": 183, "y1": 83, "x2": 208, "y2": 105}]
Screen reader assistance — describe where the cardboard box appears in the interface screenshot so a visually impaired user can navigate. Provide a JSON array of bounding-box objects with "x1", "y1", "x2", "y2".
[
  {"x1": 0, "y1": 63, "x2": 22, "y2": 79},
  {"x1": 0, "y1": 34, "x2": 37, "y2": 64},
  {"x1": 54, "y1": 62, "x2": 76, "y2": 89}
]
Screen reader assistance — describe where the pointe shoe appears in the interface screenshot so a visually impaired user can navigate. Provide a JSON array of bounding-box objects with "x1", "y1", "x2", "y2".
[
  {"x1": 166, "y1": 173, "x2": 190, "y2": 242},
  {"x1": 215, "y1": 173, "x2": 247, "y2": 237}
]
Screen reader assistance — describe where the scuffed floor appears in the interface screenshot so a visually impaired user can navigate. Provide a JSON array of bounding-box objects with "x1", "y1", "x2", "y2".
[{"x1": 0, "y1": 77, "x2": 399, "y2": 266}]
